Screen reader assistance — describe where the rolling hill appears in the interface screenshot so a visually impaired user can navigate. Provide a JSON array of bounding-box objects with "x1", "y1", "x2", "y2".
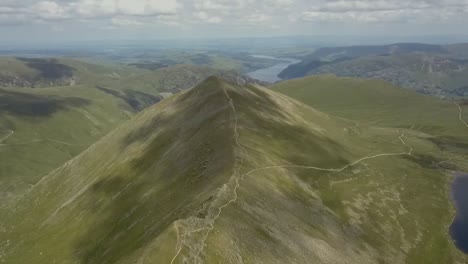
[
  {"x1": 2, "y1": 77, "x2": 467, "y2": 263},
  {"x1": 0, "y1": 58, "x2": 261, "y2": 202},
  {"x1": 272, "y1": 75, "x2": 468, "y2": 136}
]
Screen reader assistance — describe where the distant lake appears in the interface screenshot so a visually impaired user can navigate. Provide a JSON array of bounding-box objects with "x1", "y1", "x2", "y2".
[
  {"x1": 450, "y1": 172, "x2": 468, "y2": 254},
  {"x1": 247, "y1": 55, "x2": 300, "y2": 83}
]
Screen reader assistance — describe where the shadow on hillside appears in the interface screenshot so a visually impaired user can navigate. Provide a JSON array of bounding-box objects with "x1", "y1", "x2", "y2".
[
  {"x1": 0, "y1": 89, "x2": 89, "y2": 117},
  {"x1": 121, "y1": 78, "x2": 230, "y2": 147},
  {"x1": 96, "y1": 86, "x2": 162, "y2": 112},
  {"x1": 74, "y1": 128, "x2": 192, "y2": 263},
  {"x1": 403, "y1": 153, "x2": 461, "y2": 171},
  {"x1": 429, "y1": 136, "x2": 468, "y2": 154},
  {"x1": 236, "y1": 83, "x2": 350, "y2": 167},
  {"x1": 73, "y1": 80, "x2": 351, "y2": 263},
  {"x1": 16, "y1": 57, "x2": 74, "y2": 80},
  {"x1": 74, "y1": 81, "x2": 235, "y2": 263}
]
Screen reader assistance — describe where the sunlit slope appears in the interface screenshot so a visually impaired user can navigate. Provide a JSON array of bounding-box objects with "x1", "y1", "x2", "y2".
[
  {"x1": 272, "y1": 75, "x2": 468, "y2": 138},
  {"x1": 2, "y1": 77, "x2": 466, "y2": 263},
  {"x1": 0, "y1": 85, "x2": 135, "y2": 199}
]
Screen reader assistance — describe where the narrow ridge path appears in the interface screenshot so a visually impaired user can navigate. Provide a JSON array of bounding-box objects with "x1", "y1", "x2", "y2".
[
  {"x1": 169, "y1": 88, "x2": 415, "y2": 264},
  {"x1": 170, "y1": 86, "x2": 247, "y2": 264}
]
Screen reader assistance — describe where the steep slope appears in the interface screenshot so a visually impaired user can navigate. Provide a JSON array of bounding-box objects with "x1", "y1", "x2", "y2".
[
  {"x1": 2, "y1": 77, "x2": 466, "y2": 263},
  {"x1": 0, "y1": 58, "x2": 260, "y2": 203}
]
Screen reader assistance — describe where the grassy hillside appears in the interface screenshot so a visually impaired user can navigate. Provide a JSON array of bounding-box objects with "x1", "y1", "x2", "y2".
[
  {"x1": 0, "y1": 58, "x2": 260, "y2": 202},
  {"x1": 272, "y1": 75, "x2": 468, "y2": 174},
  {"x1": 272, "y1": 75, "x2": 468, "y2": 135},
  {"x1": 2, "y1": 77, "x2": 466, "y2": 263}
]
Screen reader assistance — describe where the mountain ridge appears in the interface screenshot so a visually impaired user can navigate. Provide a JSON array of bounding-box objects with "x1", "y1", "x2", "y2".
[{"x1": 2, "y1": 76, "x2": 466, "y2": 263}]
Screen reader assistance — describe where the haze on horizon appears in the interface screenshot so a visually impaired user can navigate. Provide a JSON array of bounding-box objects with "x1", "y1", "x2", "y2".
[{"x1": 1, "y1": 0, "x2": 468, "y2": 46}]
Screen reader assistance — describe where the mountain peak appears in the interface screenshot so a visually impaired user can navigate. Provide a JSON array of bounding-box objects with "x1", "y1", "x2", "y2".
[{"x1": 3, "y1": 75, "x2": 463, "y2": 263}]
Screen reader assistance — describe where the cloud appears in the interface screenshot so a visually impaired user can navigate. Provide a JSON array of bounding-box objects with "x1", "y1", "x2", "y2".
[
  {"x1": 111, "y1": 17, "x2": 144, "y2": 26},
  {"x1": 0, "y1": 0, "x2": 181, "y2": 24},
  {"x1": 73, "y1": 0, "x2": 181, "y2": 17},
  {"x1": 35, "y1": 1, "x2": 70, "y2": 20},
  {"x1": 0, "y1": 0, "x2": 468, "y2": 35},
  {"x1": 194, "y1": 11, "x2": 222, "y2": 23},
  {"x1": 299, "y1": 0, "x2": 468, "y2": 24}
]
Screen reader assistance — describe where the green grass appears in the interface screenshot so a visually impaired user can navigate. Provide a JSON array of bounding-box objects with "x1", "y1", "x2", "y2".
[
  {"x1": 2, "y1": 76, "x2": 467, "y2": 263},
  {"x1": 0, "y1": 58, "x2": 256, "y2": 202}
]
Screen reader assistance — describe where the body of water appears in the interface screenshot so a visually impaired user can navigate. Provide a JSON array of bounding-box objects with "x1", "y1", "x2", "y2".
[
  {"x1": 247, "y1": 55, "x2": 300, "y2": 83},
  {"x1": 450, "y1": 172, "x2": 468, "y2": 254}
]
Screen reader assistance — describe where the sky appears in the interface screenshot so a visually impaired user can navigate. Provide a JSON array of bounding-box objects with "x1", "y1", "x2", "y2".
[{"x1": 1, "y1": 0, "x2": 468, "y2": 45}]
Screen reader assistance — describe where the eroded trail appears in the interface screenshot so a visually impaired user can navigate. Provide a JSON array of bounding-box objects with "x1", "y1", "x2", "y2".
[
  {"x1": 239, "y1": 132, "x2": 414, "y2": 181},
  {"x1": 170, "y1": 87, "x2": 247, "y2": 264},
  {"x1": 0, "y1": 137, "x2": 76, "y2": 147},
  {"x1": 455, "y1": 102, "x2": 468, "y2": 128},
  {"x1": 169, "y1": 89, "x2": 415, "y2": 264},
  {"x1": 0, "y1": 130, "x2": 14, "y2": 144}
]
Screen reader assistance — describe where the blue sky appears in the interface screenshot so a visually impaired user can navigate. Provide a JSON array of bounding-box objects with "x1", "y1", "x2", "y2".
[{"x1": 1, "y1": 0, "x2": 468, "y2": 45}]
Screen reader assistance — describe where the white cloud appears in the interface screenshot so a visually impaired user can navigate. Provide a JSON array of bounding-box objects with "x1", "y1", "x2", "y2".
[
  {"x1": 299, "y1": 0, "x2": 468, "y2": 24},
  {"x1": 194, "y1": 11, "x2": 222, "y2": 23},
  {"x1": 111, "y1": 17, "x2": 144, "y2": 26},
  {"x1": 35, "y1": 1, "x2": 69, "y2": 19},
  {"x1": 1, "y1": 0, "x2": 468, "y2": 37},
  {"x1": 244, "y1": 13, "x2": 270, "y2": 23}
]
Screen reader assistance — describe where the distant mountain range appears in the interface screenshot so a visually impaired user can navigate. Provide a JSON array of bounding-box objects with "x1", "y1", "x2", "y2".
[{"x1": 279, "y1": 43, "x2": 468, "y2": 97}]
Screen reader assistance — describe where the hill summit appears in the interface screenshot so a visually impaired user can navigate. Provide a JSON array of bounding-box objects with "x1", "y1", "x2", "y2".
[{"x1": 1, "y1": 77, "x2": 464, "y2": 263}]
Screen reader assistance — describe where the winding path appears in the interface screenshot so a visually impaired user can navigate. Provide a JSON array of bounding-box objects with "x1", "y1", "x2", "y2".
[
  {"x1": 0, "y1": 131, "x2": 76, "y2": 147},
  {"x1": 169, "y1": 89, "x2": 415, "y2": 264},
  {"x1": 455, "y1": 102, "x2": 468, "y2": 128}
]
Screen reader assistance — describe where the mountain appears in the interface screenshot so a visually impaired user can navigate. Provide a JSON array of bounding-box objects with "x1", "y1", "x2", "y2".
[
  {"x1": 305, "y1": 43, "x2": 448, "y2": 61},
  {"x1": 0, "y1": 58, "x2": 263, "y2": 202},
  {"x1": 2, "y1": 77, "x2": 466, "y2": 263},
  {"x1": 278, "y1": 43, "x2": 468, "y2": 97},
  {"x1": 294, "y1": 54, "x2": 468, "y2": 96}
]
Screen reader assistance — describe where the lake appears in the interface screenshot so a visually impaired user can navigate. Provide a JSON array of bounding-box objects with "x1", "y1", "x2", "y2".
[
  {"x1": 247, "y1": 55, "x2": 300, "y2": 83},
  {"x1": 450, "y1": 172, "x2": 468, "y2": 254}
]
